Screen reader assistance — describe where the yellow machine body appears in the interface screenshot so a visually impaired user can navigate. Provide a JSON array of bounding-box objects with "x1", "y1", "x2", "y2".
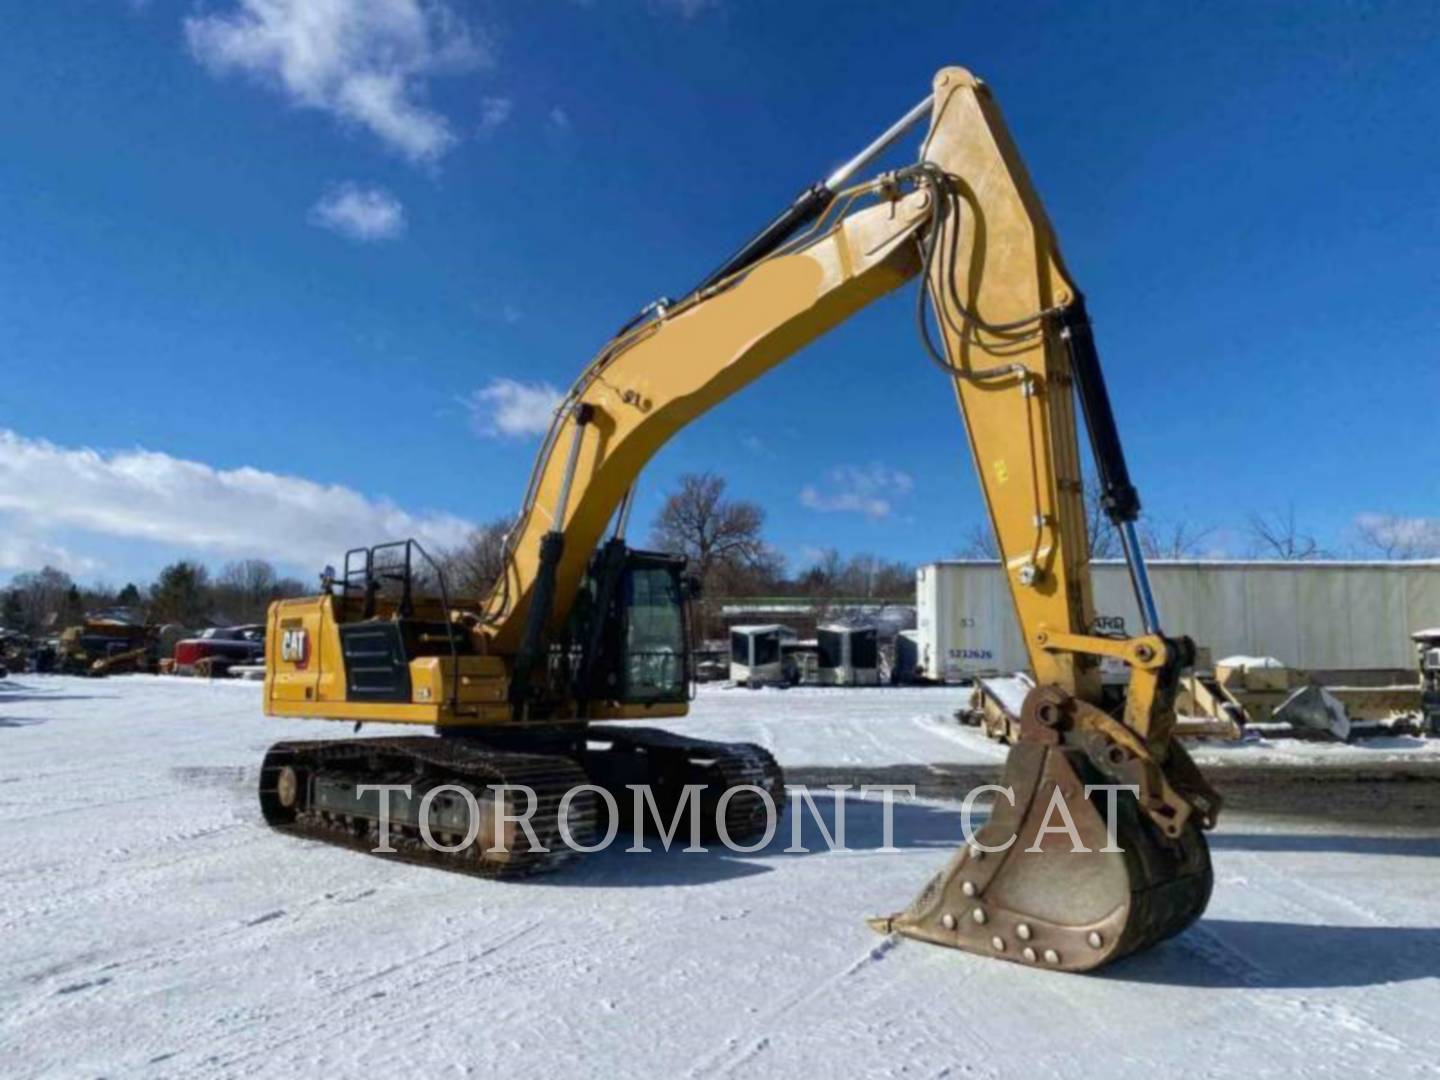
[
  {"x1": 264, "y1": 593, "x2": 685, "y2": 726},
  {"x1": 260, "y1": 66, "x2": 1222, "y2": 973}
]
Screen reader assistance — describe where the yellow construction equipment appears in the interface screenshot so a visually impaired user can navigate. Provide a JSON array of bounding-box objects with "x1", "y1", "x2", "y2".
[
  {"x1": 57, "y1": 611, "x2": 157, "y2": 676},
  {"x1": 260, "y1": 66, "x2": 1220, "y2": 972}
]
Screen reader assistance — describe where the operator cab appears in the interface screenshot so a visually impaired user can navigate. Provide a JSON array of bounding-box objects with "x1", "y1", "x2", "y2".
[{"x1": 570, "y1": 542, "x2": 694, "y2": 709}]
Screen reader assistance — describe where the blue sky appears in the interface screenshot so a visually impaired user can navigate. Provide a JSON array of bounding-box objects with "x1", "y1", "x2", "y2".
[{"x1": 1, "y1": 1, "x2": 1437, "y2": 585}]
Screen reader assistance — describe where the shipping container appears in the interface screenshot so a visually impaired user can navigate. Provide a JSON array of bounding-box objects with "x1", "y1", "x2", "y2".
[{"x1": 914, "y1": 560, "x2": 1440, "y2": 683}]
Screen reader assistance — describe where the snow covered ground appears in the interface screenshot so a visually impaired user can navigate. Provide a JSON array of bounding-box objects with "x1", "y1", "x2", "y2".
[
  {"x1": 2, "y1": 676, "x2": 1438, "y2": 1078},
  {"x1": 646, "y1": 683, "x2": 1440, "y2": 769}
]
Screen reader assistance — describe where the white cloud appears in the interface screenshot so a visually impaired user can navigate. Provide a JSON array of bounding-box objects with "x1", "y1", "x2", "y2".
[
  {"x1": 462, "y1": 379, "x2": 562, "y2": 438},
  {"x1": 184, "y1": 0, "x2": 488, "y2": 164},
  {"x1": 479, "y1": 95, "x2": 512, "y2": 134},
  {"x1": 548, "y1": 105, "x2": 571, "y2": 130},
  {"x1": 1354, "y1": 513, "x2": 1440, "y2": 558},
  {"x1": 0, "y1": 525, "x2": 102, "y2": 577},
  {"x1": 0, "y1": 430, "x2": 473, "y2": 573},
  {"x1": 308, "y1": 182, "x2": 406, "y2": 241},
  {"x1": 799, "y1": 464, "x2": 914, "y2": 520}
]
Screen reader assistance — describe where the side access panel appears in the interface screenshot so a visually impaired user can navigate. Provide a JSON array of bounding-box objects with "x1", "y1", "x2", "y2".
[{"x1": 338, "y1": 623, "x2": 412, "y2": 703}]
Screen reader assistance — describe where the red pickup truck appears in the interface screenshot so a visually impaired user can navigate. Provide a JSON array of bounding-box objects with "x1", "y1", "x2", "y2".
[{"x1": 172, "y1": 625, "x2": 265, "y2": 675}]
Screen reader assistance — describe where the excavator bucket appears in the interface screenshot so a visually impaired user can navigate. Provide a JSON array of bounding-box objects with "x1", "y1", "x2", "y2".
[{"x1": 872, "y1": 691, "x2": 1215, "y2": 973}]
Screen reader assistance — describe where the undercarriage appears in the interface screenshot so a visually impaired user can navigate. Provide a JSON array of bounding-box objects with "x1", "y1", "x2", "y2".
[{"x1": 259, "y1": 726, "x2": 786, "y2": 877}]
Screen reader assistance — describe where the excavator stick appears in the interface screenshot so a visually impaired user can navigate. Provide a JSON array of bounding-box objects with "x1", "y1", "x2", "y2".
[{"x1": 856, "y1": 69, "x2": 1222, "y2": 971}]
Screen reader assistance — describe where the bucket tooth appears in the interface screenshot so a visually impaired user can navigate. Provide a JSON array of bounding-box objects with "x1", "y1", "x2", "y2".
[{"x1": 875, "y1": 734, "x2": 1213, "y2": 973}]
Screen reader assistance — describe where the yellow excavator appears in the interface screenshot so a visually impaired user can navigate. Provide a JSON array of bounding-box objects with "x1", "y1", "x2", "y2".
[{"x1": 261, "y1": 66, "x2": 1221, "y2": 973}]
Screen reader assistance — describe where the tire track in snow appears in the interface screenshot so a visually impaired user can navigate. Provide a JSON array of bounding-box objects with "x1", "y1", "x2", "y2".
[
  {"x1": 189, "y1": 907, "x2": 650, "y2": 1077},
  {"x1": 206, "y1": 919, "x2": 570, "y2": 1075},
  {"x1": 0, "y1": 875, "x2": 389, "y2": 1034},
  {"x1": 1175, "y1": 848, "x2": 1417, "y2": 1065},
  {"x1": 684, "y1": 936, "x2": 912, "y2": 1078},
  {"x1": 0, "y1": 819, "x2": 259, "y2": 932}
]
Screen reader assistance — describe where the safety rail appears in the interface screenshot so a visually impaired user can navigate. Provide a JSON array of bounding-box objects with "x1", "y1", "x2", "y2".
[{"x1": 336, "y1": 540, "x2": 462, "y2": 709}]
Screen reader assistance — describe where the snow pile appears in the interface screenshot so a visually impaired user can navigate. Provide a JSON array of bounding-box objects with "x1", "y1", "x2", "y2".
[{"x1": 974, "y1": 673, "x2": 1035, "y2": 719}]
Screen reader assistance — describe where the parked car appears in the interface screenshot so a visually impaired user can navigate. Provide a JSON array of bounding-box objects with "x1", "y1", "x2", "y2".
[{"x1": 172, "y1": 625, "x2": 265, "y2": 675}]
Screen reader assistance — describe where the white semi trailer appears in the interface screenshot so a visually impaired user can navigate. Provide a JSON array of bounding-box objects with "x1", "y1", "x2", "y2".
[{"x1": 915, "y1": 560, "x2": 1440, "y2": 683}]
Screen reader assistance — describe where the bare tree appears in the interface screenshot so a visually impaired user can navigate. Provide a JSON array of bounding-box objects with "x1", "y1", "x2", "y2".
[
  {"x1": 958, "y1": 523, "x2": 999, "y2": 560},
  {"x1": 836, "y1": 553, "x2": 913, "y2": 598},
  {"x1": 650, "y1": 473, "x2": 772, "y2": 587},
  {"x1": 650, "y1": 473, "x2": 778, "y2": 638},
  {"x1": 962, "y1": 480, "x2": 1118, "y2": 560},
  {"x1": 1353, "y1": 514, "x2": 1440, "y2": 560},
  {"x1": 274, "y1": 576, "x2": 307, "y2": 599},
  {"x1": 708, "y1": 547, "x2": 786, "y2": 598},
  {"x1": 1084, "y1": 476, "x2": 1122, "y2": 560},
  {"x1": 218, "y1": 558, "x2": 277, "y2": 595},
  {"x1": 213, "y1": 559, "x2": 306, "y2": 623},
  {"x1": 791, "y1": 550, "x2": 911, "y2": 628},
  {"x1": 1140, "y1": 519, "x2": 1216, "y2": 560},
  {"x1": 437, "y1": 517, "x2": 514, "y2": 600},
  {"x1": 1, "y1": 588, "x2": 21, "y2": 630},
  {"x1": 1247, "y1": 506, "x2": 1322, "y2": 561},
  {"x1": 214, "y1": 558, "x2": 277, "y2": 622},
  {"x1": 796, "y1": 548, "x2": 845, "y2": 596},
  {"x1": 958, "y1": 481, "x2": 1125, "y2": 562},
  {"x1": 8, "y1": 566, "x2": 75, "y2": 632}
]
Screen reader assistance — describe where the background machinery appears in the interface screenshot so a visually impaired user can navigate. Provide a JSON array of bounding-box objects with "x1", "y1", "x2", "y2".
[
  {"x1": 56, "y1": 609, "x2": 157, "y2": 676},
  {"x1": 261, "y1": 66, "x2": 1220, "y2": 973},
  {"x1": 1415, "y1": 628, "x2": 1440, "y2": 734}
]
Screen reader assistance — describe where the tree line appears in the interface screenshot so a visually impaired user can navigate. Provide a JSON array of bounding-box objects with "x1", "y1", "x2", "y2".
[
  {"x1": 4, "y1": 472, "x2": 1429, "y2": 639},
  {"x1": 957, "y1": 479, "x2": 1432, "y2": 563},
  {"x1": 1, "y1": 559, "x2": 310, "y2": 636}
]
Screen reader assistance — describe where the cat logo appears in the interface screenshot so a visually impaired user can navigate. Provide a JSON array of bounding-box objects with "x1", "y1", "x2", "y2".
[{"x1": 280, "y1": 628, "x2": 310, "y2": 669}]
